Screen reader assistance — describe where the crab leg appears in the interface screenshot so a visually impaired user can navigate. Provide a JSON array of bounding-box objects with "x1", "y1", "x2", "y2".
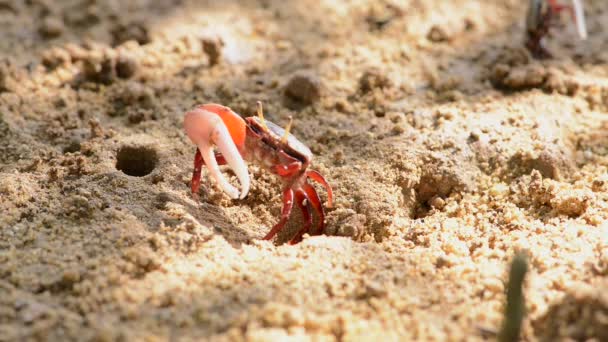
[
  {"x1": 262, "y1": 188, "x2": 294, "y2": 240},
  {"x1": 306, "y1": 170, "x2": 333, "y2": 207},
  {"x1": 289, "y1": 190, "x2": 312, "y2": 244},
  {"x1": 191, "y1": 149, "x2": 204, "y2": 195},
  {"x1": 184, "y1": 108, "x2": 250, "y2": 199},
  {"x1": 302, "y1": 183, "x2": 325, "y2": 235},
  {"x1": 191, "y1": 149, "x2": 227, "y2": 195}
]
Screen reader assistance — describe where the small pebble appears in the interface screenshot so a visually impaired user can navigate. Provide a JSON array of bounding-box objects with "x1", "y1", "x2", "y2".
[
  {"x1": 116, "y1": 55, "x2": 137, "y2": 79},
  {"x1": 128, "y1": 111, "x2": 146, "y2": 124},
  {"x1": 429, "y1": 195, "x2": 445, "y2": 209},
  {"x1": 552, "y1": 190, "x2": 590, "y2": 217},
  {"x1": 0, "y1": 61, "x2": 13, "y2": 92},
  {"x1": 62, "y1": 269, "x2": 81, "y2": 284},
  {"x1": 391, "y1": 124, "x2": 405, "y2": 135},
  {"x1": 284, "y1": 71, "x2": 321, "y2": 105},
  {"x1": 490, "y1": 183, "x2": 509, "y2": 197},
  {"x1": 83, "y1": 56, "x2": 115, "y2": 84},
  {"x1": 334, "y1": 98, "x2": 352, "y2": 114},
  {"x1": 39, "y1": 17, "x2": 64, "y2": 39},
  {"x1": 112, "y1": 21, "x2": 150, "y2": 46},
  {"x1": 388, "y1": 112, "x2": 404, "y2": 123},
  {"x1": 202, "y1": 38, "x2": 223, "y2": 66},
  {"x1": 427, "y1": 25, "x2": 449, "y2": 42},
  {"x1": 41, "y1": 47, "x2": 71, "y2": 69},
  {"x1": 359, "y1": 68, "x2": 392, "y2": 93}
]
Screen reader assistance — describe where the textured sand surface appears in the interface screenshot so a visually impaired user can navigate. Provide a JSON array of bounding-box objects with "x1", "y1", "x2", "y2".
[{"x1": 0, "y1": 0, "x2": 607, "y2": 340}]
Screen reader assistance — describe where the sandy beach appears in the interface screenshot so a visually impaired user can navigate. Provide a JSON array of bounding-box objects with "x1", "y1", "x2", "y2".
[{"x1": 0, "y1": 0, "x2": 607, "y2": 340}]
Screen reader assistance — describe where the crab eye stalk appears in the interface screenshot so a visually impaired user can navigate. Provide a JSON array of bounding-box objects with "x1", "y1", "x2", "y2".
[
  {"x1": 281, "y1": 116, "x2": 293, "y2": 144},
  {"x1": 256, "y1": 101, "x2": 270, "y2": 132}
]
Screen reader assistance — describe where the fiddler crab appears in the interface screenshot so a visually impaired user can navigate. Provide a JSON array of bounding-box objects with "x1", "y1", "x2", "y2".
[
  {"x1": 183, "y1": 102, "x2": 333, "y2": 244},
  {"x1": 526, "y1": 0, "x2": 587, "y2": 58}
]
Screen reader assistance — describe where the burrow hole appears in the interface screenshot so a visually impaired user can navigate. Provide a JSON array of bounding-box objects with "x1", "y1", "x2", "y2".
[{"x1": 116, "y1": 145, "x2": 158, "y2": 177}]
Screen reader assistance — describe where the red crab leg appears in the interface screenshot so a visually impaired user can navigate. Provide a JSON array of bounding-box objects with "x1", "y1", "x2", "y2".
[
  {"x1": 302, "y1": 183, "x2": 325, "y2": 235},
  {"x1": 306, "y1": 170, "x2": 333, "y2": 207},
  {"x1": 191, "y1": 149, "x2": 227, "y2": 195},
  {"x1": 262, "y1": 188, "x2": 294, "y2": 240},
  {"x1": 289, "y1": 190, "x2": 312, "y2": 245}
]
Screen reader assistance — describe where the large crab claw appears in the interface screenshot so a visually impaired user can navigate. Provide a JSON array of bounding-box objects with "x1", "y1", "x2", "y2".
[{"x1": 184, "y1": 104, "x2": 250, "y2": 199}]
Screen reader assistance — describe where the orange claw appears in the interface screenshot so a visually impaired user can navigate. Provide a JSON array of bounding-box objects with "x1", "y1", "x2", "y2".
[
  {"x1": 197, "y1": 104, "x2": 246, "y2": 150},
  {"x1": 184, "y1": 104, "x2": 250, "y2": 199}
]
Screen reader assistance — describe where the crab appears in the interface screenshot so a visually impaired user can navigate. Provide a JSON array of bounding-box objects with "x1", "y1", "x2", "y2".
[
  {"x1": 183, "y1": 102, "x2": 333, "y2": 244},
  {"x1": 525, "y1": 0, "x2": 587, "y2": 58}
]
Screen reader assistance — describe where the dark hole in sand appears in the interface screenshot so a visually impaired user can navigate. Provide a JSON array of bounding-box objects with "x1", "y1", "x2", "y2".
[
  {"x1": 63, "y1": 140, "x2": 81, "y2": 154},
  {"x1": 116, "y1": 145, "x2": 158, "y2": 177}
]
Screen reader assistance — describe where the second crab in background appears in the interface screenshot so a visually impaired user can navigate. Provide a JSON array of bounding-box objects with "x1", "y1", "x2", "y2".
[
  {"x1": 183, "y1": 102, "x2": 333, "y2": 244},
  {"x1": 526, "y1": 0, "x2": 587, "y2": 58}
]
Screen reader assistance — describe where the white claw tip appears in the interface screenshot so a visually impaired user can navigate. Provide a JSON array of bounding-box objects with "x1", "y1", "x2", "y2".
[
  {"x1": 239, "y1": 178, "x2": 250, "y2": 199},
  {"x1": 572, "y1": 0, "x2": 587, "y2": 40}
]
